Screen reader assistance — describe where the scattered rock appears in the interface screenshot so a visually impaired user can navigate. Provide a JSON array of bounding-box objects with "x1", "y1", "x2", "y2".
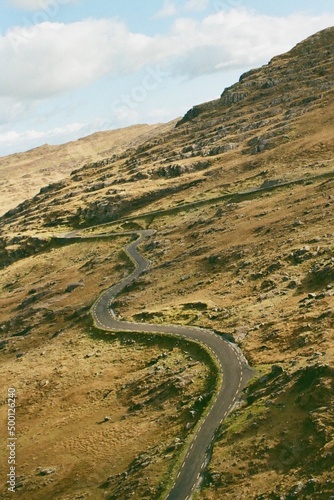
[
  {"x1": 266, "y1": 261, "x2": 282, "y2": 273},
  {"x1": 261, "y1": 279, "x2": 276, "y2": 291},
  {"x1": 65, "y1": 282, "x2": 84, "y2": 293},
  {"x1": 208, "y1": 143, "x2": 238, "y2": 156},
  {"x1": 38, "y1": 380, "x2": 50, "y2": 388},
  {"x1": 16, "y1": 352, "x2": 26, "y2": 359},
  {"x1": 0, "y1": 340, "x2": 8, "y2": 349},
  {"x1": 251, "y1": 272, "x2": 264, "y2": 280},
  {"x1": 290, "y1": 246, "x2": 312, "y2": 263},
  {"x1": 38, "y1": 468, "x2": 56, "y2": 476},
  {"x1": 271, "y1": 365, "x2": 284, "y2": 376},
  {"x1": 260, "y1": 179, "x2": 285, "y2": 189},
  {"x1": 17, "y1": 291, "x2": 47, "y2": 310},
  {"x1": 84, "y1": 352, "x2": 95, "y2": 359},
  {"x1": 85, "y1": 182, "x2": 105, "y2": 192}
]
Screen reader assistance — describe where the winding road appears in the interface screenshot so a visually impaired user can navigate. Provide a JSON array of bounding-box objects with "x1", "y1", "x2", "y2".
[{"x1": 62, "y1": 228, "x2": 253, "y2": 500}]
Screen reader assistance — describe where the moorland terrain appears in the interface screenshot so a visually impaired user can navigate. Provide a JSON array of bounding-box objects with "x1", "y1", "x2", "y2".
[
  {"x1": 0, "y1": 26, "x2": 333, "y2": 499},
  {"x1": 0, "y1": 122, "x2": 175, "y2": 217}
]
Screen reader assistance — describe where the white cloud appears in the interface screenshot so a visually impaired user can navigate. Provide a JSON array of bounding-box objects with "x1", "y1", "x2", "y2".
[
  {"x1": 168, "y1": 9, "x2": 334, "y2": 77},
  {"x1": 0, "y1": 122, "x2": 86, "y2": 144},
  {"x1": 1, "y1": 8, "x2": 334, "y2": 156},
  {"x1": 184, "y1": 0, "x2": 209, "y2": 11},
  {"x1": 1, "y1": 9, "x2": 334, "y2": 113},
  {"x1": 147, "y1": 107, "x2": 176, "y2": 124},
  {"x1": 0, "y1": 121, "x2": 88, "y2": 155},
  {"x1": 154, "y1": 0, "x2": 209, "y2": 18},
  {"x1": 0, "y1": 19, "x2": 152, "y2": 99},
  {"x1": 10, "y1": 0, "x2": 77, "y2": 11},
  {"x1": 0, "y1": 97, "x2": 30, "y2": 125},
  {"x1": 155, "y1": 0, "x2": 178, "y2": 18}
]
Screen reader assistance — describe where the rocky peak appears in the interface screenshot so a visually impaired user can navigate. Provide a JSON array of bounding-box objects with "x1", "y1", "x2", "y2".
[{"x1": 177, "y1": 26, "x2": 334, "y2": 126}]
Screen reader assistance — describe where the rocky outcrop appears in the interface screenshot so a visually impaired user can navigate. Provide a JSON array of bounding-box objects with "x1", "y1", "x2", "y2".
[{"x1": 176, "y1": 27, "x2": 334, "y2": 129}]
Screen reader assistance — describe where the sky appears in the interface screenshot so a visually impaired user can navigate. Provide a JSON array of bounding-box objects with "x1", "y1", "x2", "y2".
[{"x1": 0, "y1": 0, "x2": 333, "y2": 156}]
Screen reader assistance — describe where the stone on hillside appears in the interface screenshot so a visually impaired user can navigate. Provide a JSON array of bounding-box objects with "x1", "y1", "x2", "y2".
[
  {"x1": 208, "y1": 143, "x2": 238, "y2": 156},
  {"x1": 221, "y1": 86, "x2": 249, "y2": 105},
  {"x1": 16, "y1": 352, "x2": 26, "y2": 358},
  {"x1": 65, "y1": 282, "x2": 83, "y2": 293},
  {"x1": 85, "y1": 182, "x2": 105, "y2": 192},
  {"x1": 266, "y1": 261, "x2": 282, "y2": 273},
  {"x1": 261, "y1": 179, "x2": 285, "y2": 189},
  {"x1": 290, "y1": 247, "x2": 312, "y2": 263},
  {"x1": 271, "y1": 365, "x2": 284, "y2": 376},
  {"x1": 38, "y1": 468, "x2": 56, "y2": 476},
  {"x1": 84, "y1": 352, "x2": 95, "y2": 359},
  {"x1": 251, "y1": 272, "x2": 264, "y2": 280},
  {"x1": 261, "y1": 279, "x2": 276, "y2": 290},
  {"x1": 0, "y1": 340, "x2": 8, "y2": 349}
]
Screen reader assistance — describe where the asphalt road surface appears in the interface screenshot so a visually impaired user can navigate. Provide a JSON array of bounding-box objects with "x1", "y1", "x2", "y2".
[{"x1": 63, "y1": 228, "x2": 253, "y2": 500}]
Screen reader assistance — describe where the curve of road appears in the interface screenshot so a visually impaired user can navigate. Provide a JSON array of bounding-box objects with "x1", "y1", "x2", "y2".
[{"x1": 62, "y1": 228, "x2": 254, "y2": 500}]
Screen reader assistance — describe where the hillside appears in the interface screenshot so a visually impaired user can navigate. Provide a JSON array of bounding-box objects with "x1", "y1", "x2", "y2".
[
  {"x1": 0, "y1": 122, "x2": 175, "y2": 216},
  {"x1": 0, "y1": 27, "x2": 334, "y2": 500}
]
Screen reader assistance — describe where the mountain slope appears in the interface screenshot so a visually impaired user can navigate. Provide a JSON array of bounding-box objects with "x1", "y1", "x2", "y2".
[
  {"x1": 2, "y1": 28, "x2": 333, "y2": 235},
  {"x1": 0, "y1": 121, "x2": 176, "y2": 216},
  {"x1": 0, "y1": 27, "x2": 334, "y2": 500}
]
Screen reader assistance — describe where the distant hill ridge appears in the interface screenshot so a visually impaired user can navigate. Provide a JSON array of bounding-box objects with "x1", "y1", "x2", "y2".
[
  {"x1": 1, "y1": 26, "x2": 333, "y2": 230},
  {"x1": 0, "y1": 122, "x2": 176, "y2": 216},
  {"x1": 0, "y1": 27, "x2": 334, "y2": 500}
]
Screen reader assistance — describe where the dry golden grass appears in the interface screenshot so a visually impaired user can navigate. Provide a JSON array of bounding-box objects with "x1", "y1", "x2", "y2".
[
  {"x1": 0, "y1": 238, "x2": 213, "y2": 499},
  {"x1": 0, "y1": 122, "x2": 175, "y2": 217},
  {"x1": 1, "y1": 27, "x2": 334, "y2": 499}
]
